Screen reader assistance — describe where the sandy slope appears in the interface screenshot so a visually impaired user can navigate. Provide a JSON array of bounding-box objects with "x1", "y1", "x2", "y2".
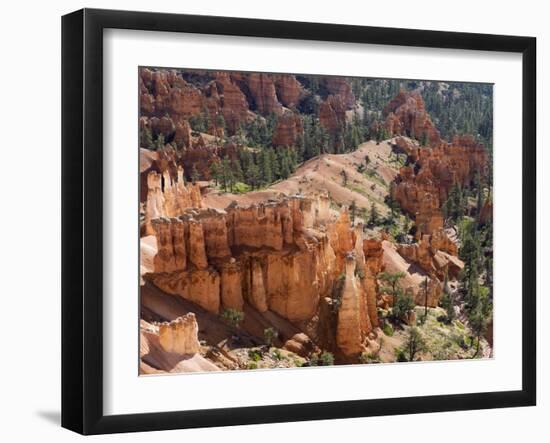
[{"x1": 203, "y1": 139, "x2": 402, "y2": 214}]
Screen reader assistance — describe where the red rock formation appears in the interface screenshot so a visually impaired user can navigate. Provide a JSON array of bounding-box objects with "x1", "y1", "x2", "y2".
[
  {"x1": 336, "y1": 253, "x2": 365, "y2": 356},
  {"x1": 383, "y1": 91, "x2": 440, "y2": 145},
  {"x1": 323, "y1": 77, "x2": 355, "y2": 108},
  {"x1": 319, "y1": 94, "x2": 347, "y2": 134},
  {"x1": 391, "y1": 136, "x2": 488, "y2": 237},
  {"x1": 149, "y1": 268, "x2": 221, "y2": 313},
  {"x1": 141, "y1": 194, "x2": 393, "y2": 362},
  {"x1": 158, "y1": 313, "x2": 201, "y2": 355},
  {"x1": 274, "y1": 74, "x2": 303, "y2": 108},
  {"x1": 272, "y1": 110, "x2": 303, "y2": 146},
  {"x1": 363, "y1": 238, "x2": 384, "y2": 328},
  {"x1": 174, "y1": 120, "x2": 192, "y2": 148},
  {"x1": 220, "y1": 259, "x2": 243, "y2": 311},
  {"x1": 246, "y1": 73, "x2": 283, "y2": 116},
  {"x1": 214, "y1": 72, "x2": 250, "y2": 132},
  {"x1": 143, "y1": 168, "x2": 202, "y2": 234},
  {"x1": 397, "y1": 232, "x2": 463, "y2": 281}
]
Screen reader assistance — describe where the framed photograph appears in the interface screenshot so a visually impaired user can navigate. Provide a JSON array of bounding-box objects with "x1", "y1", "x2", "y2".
[{"x1": 62, "y1": 8, "x2": 536, "y2": 435}]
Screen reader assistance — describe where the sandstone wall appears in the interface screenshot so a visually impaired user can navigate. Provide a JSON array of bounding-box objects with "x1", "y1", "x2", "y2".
[{"x1": 158, "y1": 313, "x2": 201, "y2": 355}]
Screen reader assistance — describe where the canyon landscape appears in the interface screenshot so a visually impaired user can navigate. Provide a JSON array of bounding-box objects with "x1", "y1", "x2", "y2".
[{"x1": 139, "y1": 68, "x2": 493, "y2": 374}]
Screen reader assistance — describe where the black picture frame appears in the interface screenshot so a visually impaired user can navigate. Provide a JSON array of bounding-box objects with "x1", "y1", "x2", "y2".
[{"x1": 62, "y1": 8, "x2": 537, "y2": 435}]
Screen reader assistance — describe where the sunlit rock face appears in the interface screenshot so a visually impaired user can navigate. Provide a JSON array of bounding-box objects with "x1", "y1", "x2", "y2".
[
  {"x1": 142, "y1": 184, "x2": 386, "y2": 354},
  {"x1": 383, "y1": 91, "x2": 441, "y2": 145},
  {"x1": 158, "y1": 313, "x2": 201, "y2": 355}
]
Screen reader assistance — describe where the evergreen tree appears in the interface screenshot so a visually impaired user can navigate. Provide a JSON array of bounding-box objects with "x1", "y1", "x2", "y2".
[
  {"x1": 379, "y1": 271, "x2": 406, "y2": 306},
  {"x1": 140, "y1": 127, "x2": 154, "y2": 149},
  {"x1": 245, "y1": 161, "x2": 260, "y2": 190},
  {"x1": 220, "y1": 158, "x2": 234, "y2": 192},
  {"x1": 404, "y1": 327, "x2": 427, "y2": 362},
  {"x1": 231, "y1": 159, "x2": 243, "y2": 184},
  {"x1": 368, "y1": 202, "x2": 379, "y2": 228},
  {"x1": 154, "y1": 134, "x2": 165, "y2": 151},
  {"x1": 260, "y1": 150, "x2": 273, "y2": 184},
  {"x1": 440, "y1": 272, "x2": 455, "y2": 323},
  {"x1": 209, "y1": 161, "x2": 221, "y2": 186},
  {"x1": 340, "y1": 169, "x2": 348, "y2": 187}
]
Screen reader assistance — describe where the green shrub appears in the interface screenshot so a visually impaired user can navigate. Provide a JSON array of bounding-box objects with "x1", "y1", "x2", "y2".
[
  {"x1": 359, "y1": 352, "x2": 380, "y2": 364},
  {"x1": 263, "y1": 327, "x2": 278, "y2": 347},
  {"x1": 247, "y1": 362, "x2": 258, "y2": 370},
  {"x1": 248, "y1": 349, "x2": 262, "y2": 362},
  {"x1": 395, "y1": 349, "x2": 408, "y2": 362},
  {"x1": 382, "y1": 322, "x2": 394, "y2": 337},
  {"x1": 309, "y1": 353, "x2": 319, "y2": 366},
  {"x1": 319, "y1": 351, "x2": 335, "y2": 366},
  {"x1": 221, "y1": 308, "x2": 244, "y2": 328},
  {"x1": 392, "y1": 292, "x2": 415, "y2": 322},
  {"x1": 233, "y1": 182, "x2": 251, "y2": 193}
]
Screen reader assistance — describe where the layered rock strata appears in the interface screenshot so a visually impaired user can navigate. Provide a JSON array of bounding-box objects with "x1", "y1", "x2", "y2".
[{"x1": 143, "y1": 191, "x2": 385, "y2": 358}]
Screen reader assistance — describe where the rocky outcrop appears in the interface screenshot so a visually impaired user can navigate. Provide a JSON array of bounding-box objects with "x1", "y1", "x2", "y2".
[
  {"x1": 363, "y1": 238, "x2": 384, "y2": 328},
  {"x1": 144, "y1": 195, "x2": 336, "y2": 318},
  {"x1": 336, "y1": 253, "x2": 365, "y2": 356},
  {"x1": 144, "y1": 168, "x2": 202, "y2": 235},
  {"x1": 322, "y1": 77, "x2": 355, "y2": 108},
  {"x1": 319, "y1": 94, "x2": 347, "y2": 134},
  {"x1": 391, "y1": 135, "x2": 488, "y2": 238},
  {"x1": 246, "y1": 73, "x2": 283, "y2": 116},
  {"x1": 397, "y1": 232, "x2": 463, "y2": 282},
  {"x1": 383, "y1": 91, "x2": 440, "y2": 145},
  {"x1": 143, "y1": 195, "x2": 385, "y2": 357},
  {"x1": 272, "y1": 110, "x2": 303, "y2": 146},
  {"x1": 220, "y1": 259, "x2": 244, "y2": 311},
  {"x1": 274, "y1": 74, "x2": 303, "y2": 108},
  {"x1": 158, "y1": 313, "x2": 201, "y2": 355},
  {"x1": 213, "y1": 72, "x2": 250, "y2": 132}
]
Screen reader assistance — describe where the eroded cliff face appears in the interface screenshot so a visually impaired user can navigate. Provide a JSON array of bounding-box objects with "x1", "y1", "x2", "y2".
[
  {"x1": 158, "y1": 313, "x2": 201, "y2": 355},
  {"x1": 146, "y1": 195, "x2": 338, "y2": 319},
  {"x1": 383, "y1": 91, "x2": 440, "y2": 145},
  {"x1": 386, "y1": 101, "x2": 487, "y2": 307},
  {"x1": 323, "y1": 77, "x2": 355, "y2": 108},
  {"x1": 272, "y1": 110, "x2": 303, "y2": 147},
  {"x1": 143, "y1": 168, "x2": 202, "y2": 235},
  {"x1": 336, "y1": 253, "x2": 365, "y2": 356},
  {"x1": 320, "y1": 94, "x2": 348, "y2": 134},
  {"x1": 142, "y1": 172, "x2": 385, "y2": 358}
]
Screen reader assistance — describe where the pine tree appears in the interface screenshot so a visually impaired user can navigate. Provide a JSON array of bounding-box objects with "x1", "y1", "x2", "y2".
[
  {"x1": 209, "y1": 161, "x2": 221, "y2": 186},
  {"x1": 368, "y1": 202, "x2": 379, "y2": 228},
  {"x1": 245, "y1": 161, "x2": 260, "y2": 190},
  {"x1": 260, "y1": 150, "x2": 273, "y2": 184},
  {"x1": 340, "y1": 169, "x2": 348, "y2": 187},
  {"x1": 220, "y1": 158, "x2": 234, "y2": 193},
  {"x1": 140, "y1": 127, "x2": 154, "y2": 149},
  {"x1": 268, "y1": 149, "x2": 280, "y2": 179},
  {"x1": 440, "y1": 272, "x2": 455, "y2": 323},
  {"x1": 154, "y1": 134, "x2": 165, "y2": 151},
  {"x1": 231, "y1": 159, "x2": 243, "y2": 184}
]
